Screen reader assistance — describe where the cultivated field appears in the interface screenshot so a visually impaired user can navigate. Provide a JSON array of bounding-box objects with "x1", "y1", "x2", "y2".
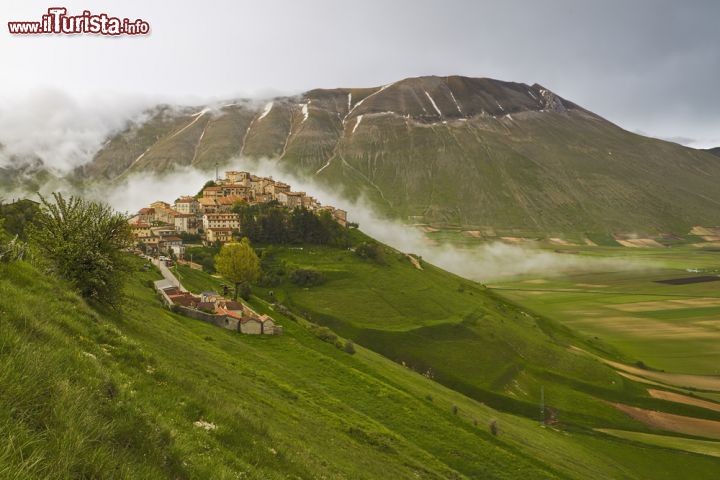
[{"x1": 489, "y1": 246, "x2": 720, "y2": 376}]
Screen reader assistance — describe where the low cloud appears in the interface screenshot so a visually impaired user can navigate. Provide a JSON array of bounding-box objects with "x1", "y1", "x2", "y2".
[
  {"x1": 94, "y1": 157, "x2": 639, "y2": 282},
  {"x1": 0, "y1": 88, "x2": 154, "y2": 172}
]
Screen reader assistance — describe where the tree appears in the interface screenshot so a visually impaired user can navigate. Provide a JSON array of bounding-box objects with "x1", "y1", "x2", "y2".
[
  {"x1": 196, "y1": 180, "x2": 216, "y2": 198},
  {"x1": 28, "y1": 193, "x2": 133, "y2": 306},
  {"x1": 489, "y1": 419, "x2": 499, "y2": 436},
  {"x1": 214, "y1": 237, "x2": 261, "y2": 300}
]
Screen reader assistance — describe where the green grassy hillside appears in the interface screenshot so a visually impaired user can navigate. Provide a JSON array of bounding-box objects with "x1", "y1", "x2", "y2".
[
  {"x1": 5, "y1": 253, "x2": 720, "y2": 478},
  {"x1": 173, "y1": 237, "x2": 720, "y2": 459}
]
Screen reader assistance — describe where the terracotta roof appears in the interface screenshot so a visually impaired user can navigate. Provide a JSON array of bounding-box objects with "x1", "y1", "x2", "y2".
[
  {"x1": 175, "y1": 196, "x2": 196, "y2": 203},
  {"x1": 196, "y1": 302, "x2": 216, "y2": 312},
  {"x1": 139, "y1": 208, "x2": 155, "y2": 214},
  {"x1": 217, "y1": 307, "x2": 243, "y2": 319},
  {"x1": 198, "y1": 197, "x2": 218, "y2": 206},
  {"x1": 169, "y1": 294, "x2": 200, "y2": 307},
  {"x1": 224, "y1": 301, "x2": 243, "y2": 310},
  {"x1": 218, "y1": 196, "x2": 244, "y2": 205},
  {"x1": 204, "y1": 186, "x2": 222, "y2": 191}
]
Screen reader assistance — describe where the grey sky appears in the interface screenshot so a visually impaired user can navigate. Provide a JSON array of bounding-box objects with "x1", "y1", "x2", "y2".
[{"x1": 2, "y1": 0, "x2": 719, "y2": 147}]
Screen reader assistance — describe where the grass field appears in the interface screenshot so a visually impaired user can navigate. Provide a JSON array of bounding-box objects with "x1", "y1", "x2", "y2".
[
  {"x1": 173, "y1": 239, "x2": 720, "y2": 442},
  {"x1": 2, "y1": 258, "x2": 563, "y2": 479},
  {"x1": 8, "y1": 258, "x2": 720, "y2": 477},
  {"x1": 488, "y1": 245, "x2": 720, "y2": 376},
  {"x1": 6, "y1": 232, "x2": 720, "y2": 477}
]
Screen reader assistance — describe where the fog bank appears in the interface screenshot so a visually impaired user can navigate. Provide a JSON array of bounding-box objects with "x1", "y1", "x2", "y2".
[{"x1": 97, "y1": 157, "x2": 638, "y2": 282}]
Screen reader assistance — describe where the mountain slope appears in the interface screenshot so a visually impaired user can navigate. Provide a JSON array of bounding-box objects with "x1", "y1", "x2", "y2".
[
  {"x1": 0, "y1": 258, "x2": 556, "y2": 479},
  {"x1": 4, "y1": 255, "x2": 720, "y2": 479},
  {"x1": 76, "y1": 75, "x2": 720, "y2": 233}
]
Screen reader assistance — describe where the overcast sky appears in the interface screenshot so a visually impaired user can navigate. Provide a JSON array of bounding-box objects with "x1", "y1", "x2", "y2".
[{"x1": 2, "y1": 0, "x2": 719, "y2": 148}]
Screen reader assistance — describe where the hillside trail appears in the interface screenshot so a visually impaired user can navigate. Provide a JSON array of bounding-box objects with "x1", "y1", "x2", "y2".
[{"x1": 151, "y1": 257, "x2": 186, "y2": 291}]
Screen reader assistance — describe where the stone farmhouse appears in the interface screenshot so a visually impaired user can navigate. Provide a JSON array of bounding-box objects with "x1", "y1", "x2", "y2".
[
  {"x1": 154, "y1": 280, "x2": 281, "y2": 335},
  {"x1": 128, "y1": 170, "x2": 348, "y2": 255}
]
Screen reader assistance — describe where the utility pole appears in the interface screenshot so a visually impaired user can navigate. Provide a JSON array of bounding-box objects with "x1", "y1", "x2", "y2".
[
  {"x1": 540, "y1": 385, "x2": 545, "y2": 425},
  {"x1": 215, "y1": 162, "x2": 219, "y2": 182}
]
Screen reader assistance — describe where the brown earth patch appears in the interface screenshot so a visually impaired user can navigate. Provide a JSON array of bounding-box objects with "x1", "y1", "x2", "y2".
[
  {"x1": 500, "y1": 236, "x2": 531, "y2": 244},
  {"x1": 570, "y1": 346, "x2": 720, "y2": 391},
  {"x1": 548, "y1": 238, "x2": 576, "y2": 246},
  {"x1": 612, "y1": 403, "x2": 720, "y2": 440},
  {"x1": 407, "y1": 254, "x2": 423, "y2": 270},
  {"x1": 617, "y1": 371, "x2": 667, "y2": 388},
  {"x1": 691, "y1": 226, "x2": 720, "y2": 236},
  {"x1": 612, "y1": 298, "x2": 720, "y2": 312},
  {"x1": 615, "y1": 238, "x2": 665, "y2": 248},
  {"x1": 648, "y1": 389, "x2": 720, "y2": 413},
  {"x1": 592, "y1": 316, "x2": 715, "y2": 338}
]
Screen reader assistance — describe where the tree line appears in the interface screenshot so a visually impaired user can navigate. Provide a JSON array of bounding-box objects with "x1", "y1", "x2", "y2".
[{"x1": 232, "y1": 201, "x2": 351, "y2": 247}]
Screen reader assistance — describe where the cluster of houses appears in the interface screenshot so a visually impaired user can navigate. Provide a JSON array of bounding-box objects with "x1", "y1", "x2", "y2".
[
  {"x1": 155, "y1": 278, "x2": 281, "y2": 335},
  {"x1": 128, "y1": 170, "x2": 348, "y2": 257}
]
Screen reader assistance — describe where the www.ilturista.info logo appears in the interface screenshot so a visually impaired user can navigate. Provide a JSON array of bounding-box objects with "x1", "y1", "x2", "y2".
[{"x1": 8, "y1": 8, "x2": 150, "y2": 35}]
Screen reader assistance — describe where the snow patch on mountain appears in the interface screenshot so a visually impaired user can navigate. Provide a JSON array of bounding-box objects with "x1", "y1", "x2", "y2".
[
  {"x1": 258, "y1": 101, "x2": 273, "y2": 120},
  {"x1": 424, "y1": 91, "x2": 442, "y2": 117},
  {"x1": 169, "y1": 109, "x2": 208, "y2": 140},
  {"x1": 352, "y1": 115, "x2": 364, "y2": 134},
  {"x1": 448, "y1": 90, "x2": 463, "y2": 114}
]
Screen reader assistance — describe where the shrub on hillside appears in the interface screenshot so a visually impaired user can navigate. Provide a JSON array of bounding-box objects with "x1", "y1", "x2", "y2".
[
  {"x1": 343, "y1": 340, "x2": 356, "y2": 355},
  {"x1": 237, "y1": 281, "x2": 252, "y2": 301},
  {"x1": 0, "y1": 220, "x2": 28, "y2": 263},
  {"x1": 354, "y1": 242, "x2": 386, "y2": 265},
  {"x1": 28, "y1": 193, "x2": 133, "y2": 307},
  {"x1": 258, "y1": 272, "x2": 282, "y2": 287},
  {"x1": 290, "y1": 268, "x2": 326, "y2": 287}
]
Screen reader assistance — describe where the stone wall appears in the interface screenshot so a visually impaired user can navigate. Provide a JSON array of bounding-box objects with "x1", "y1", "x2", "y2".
[{"x1": 176, "y1": 306, "x2": 237, "y2": 331}]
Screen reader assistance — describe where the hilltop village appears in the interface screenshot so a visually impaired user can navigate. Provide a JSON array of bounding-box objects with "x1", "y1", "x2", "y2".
[
  {"x1": 128, "y1": 170, "x2": 348, "y2": 336},
  {"x1": 128, "y1": 170, "x2": 347, "y2": 257}
]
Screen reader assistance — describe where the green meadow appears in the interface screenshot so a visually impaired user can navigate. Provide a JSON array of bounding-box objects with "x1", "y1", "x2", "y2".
[
  {"x1": 488, "y1": 245, "x2": 720, "y2": 376},
  {"x1": 5, "y1": 233, "x2": 720, "y2": 477}
]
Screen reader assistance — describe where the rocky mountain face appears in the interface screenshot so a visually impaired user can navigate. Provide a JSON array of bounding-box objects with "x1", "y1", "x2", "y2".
[{"x1": 75, "y1": 75, "x2": 720, "y2": 233}]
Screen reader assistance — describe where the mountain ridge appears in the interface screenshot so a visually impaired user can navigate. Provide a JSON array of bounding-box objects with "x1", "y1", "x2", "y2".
[{"x1": 16, "y1": 75, "x2": 720, "y2": 234}]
